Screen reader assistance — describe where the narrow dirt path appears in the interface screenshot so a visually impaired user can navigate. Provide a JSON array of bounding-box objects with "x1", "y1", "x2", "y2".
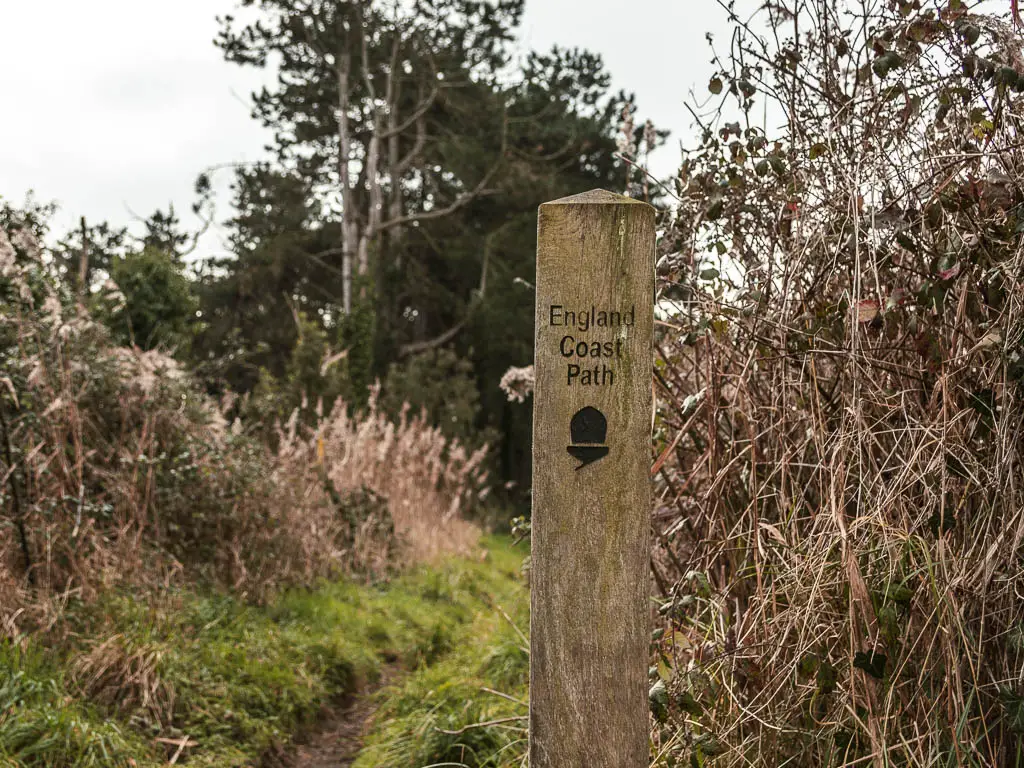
[{"x1": 269, "y1": 667, "x2": 397, "y2": 768}]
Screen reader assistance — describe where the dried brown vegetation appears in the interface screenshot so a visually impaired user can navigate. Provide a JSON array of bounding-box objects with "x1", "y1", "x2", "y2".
[
  {"x1": 648, "y1": 1, "x2": 1024, "y2": 765},
  {"x1": 0, "y1": 223, "x2": 488, "y2": 636}
]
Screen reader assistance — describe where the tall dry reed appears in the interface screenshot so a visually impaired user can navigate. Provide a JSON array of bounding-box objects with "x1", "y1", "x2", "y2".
[
  {"x1": 1, "y1": 222, "x2": 489, "y2": 638},
  {"x1": 277, "y1": 389, "x2": 487, "y2": 567}
]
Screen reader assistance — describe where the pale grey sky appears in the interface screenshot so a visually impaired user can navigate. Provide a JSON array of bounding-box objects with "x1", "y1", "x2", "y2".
[{"x1": 0, "y1": 1, "x2": 728, "y2": 259}]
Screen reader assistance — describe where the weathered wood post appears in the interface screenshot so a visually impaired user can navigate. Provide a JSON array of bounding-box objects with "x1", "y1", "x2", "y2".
[{"x1": 530, "y1": 189, "x2": 655, "y2": 767}]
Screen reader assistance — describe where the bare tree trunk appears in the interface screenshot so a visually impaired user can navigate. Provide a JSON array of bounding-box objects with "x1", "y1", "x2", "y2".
[
  {"x1": 77, "y1": 216, "x2": 89, "y2": 301},
  {"x1": 358, "y1": 121, "x2": 381, "y2": 281},
  {"x1": 337, "y1": 51, "x2": 356, "y2": 316},
  {"x1": 386, "y1": 33, "x2": 404, "y2": 264},
  {"x1": 357, "y1": 1, "x2": 383, "y2": 287}
]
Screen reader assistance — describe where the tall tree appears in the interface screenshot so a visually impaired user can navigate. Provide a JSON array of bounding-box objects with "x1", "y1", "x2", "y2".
[
  {"x1": 216, "y1": 0, "x2": 519, "y2": 316},
  {"x1": 203, "y1": 0, "x2": 655, "y2": 498}
]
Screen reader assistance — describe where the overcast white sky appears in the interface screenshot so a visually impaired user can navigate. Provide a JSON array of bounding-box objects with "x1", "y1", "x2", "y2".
[{"x1": 0, "y1": 1, "x2": 728, "y2": 259}]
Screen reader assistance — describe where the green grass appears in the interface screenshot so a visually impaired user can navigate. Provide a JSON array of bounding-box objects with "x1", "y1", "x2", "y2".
[
  {"x1": 0, "y1": 643, "x2": 153, "y2": 768},
  {"x1": 353, "y1": 538, "x2": 530, "y2": 768},
  {"x1": 0, "y1": 535, "x2": 528, "y2": 767}
]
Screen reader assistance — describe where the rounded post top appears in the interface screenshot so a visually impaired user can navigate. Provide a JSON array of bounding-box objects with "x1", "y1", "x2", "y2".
[{"x1": 540, "y1": 189, "x2": 653, "y2": 208}]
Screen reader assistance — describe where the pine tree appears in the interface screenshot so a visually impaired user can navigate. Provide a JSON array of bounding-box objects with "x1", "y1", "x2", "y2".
[{"x1": 201, "y1": 0, "x2": 657, "y2": 497}]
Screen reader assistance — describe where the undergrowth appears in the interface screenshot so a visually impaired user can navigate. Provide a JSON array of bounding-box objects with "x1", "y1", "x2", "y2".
[
  {"x1": 0, "y1": 536, "x2": 522, "y2": 768},
  {"x1": 646, "y1": 2, "x2": 1024, "y2": 764},
  {"x1": 1, "y1": 217, "x2": 488, "y2": 610},
  {"x1": 353, "y1": 537, "x2": 530, "y2": 768}
]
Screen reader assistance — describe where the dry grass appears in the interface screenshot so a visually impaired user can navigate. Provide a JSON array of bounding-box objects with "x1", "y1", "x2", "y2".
[
  {"x1": 70, "y1": 633, "x2": 175, "y2": 730},
  {"x1": 646, "y1": 2, "x2": 1024, "y2": 765},
  {"x1": 0, "y1": 222, "x2": 489, "y2": 632},
  {"x1": 277, "y1": 391, "x2": 486, "y2": 566}
]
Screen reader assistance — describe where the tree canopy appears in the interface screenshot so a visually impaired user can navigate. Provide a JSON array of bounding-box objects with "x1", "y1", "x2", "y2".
[{"x1": 194, "y1": 0, "x2": 657, "y2": 496}]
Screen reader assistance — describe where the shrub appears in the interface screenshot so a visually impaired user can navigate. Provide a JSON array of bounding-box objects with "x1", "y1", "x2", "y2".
[
  {"x1": 0, "y1": 218, "x2": 490, "y2": 628},
  {"x1": 99, "y1": 246, "x2": 198, "y2": 353},
  {"x1": 648, "y1": 3, "x2": 1024, "y2": 765},
  {"x1": 382, "y1": 347, "x2": 491, "y2": 447},
  {"x1": 277, "y1": 386, "x2": 488, "y2": 567}
]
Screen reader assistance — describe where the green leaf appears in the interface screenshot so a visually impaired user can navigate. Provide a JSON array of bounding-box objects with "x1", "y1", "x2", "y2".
[
  {"x1": 852, "y1": 650, "x2": 887, "y2": 680},
  {"x1": 693, "y1": 733, "x2": 727, "y2": 756},
  {"x1": 895, "y1": 232, "x2": 917, "y2": 252},
  {"x1": 649, "y1": 680, "x2": 670, "y2": 723},
  {"x1": 798, "y1": 653, "x2": 819, "y2": 678},
  {"x1": 817, "y1": 660, "x2": 838, "y2": 694},
  {"x1": 700, "y1": 268, "x2": 720, "y2": 280},
  {"x1": 708, "y1": 76, "x2": 723, "y2": 95},
  {"x1": 809, "y1": 142, "x2": 829, "y2": 160},
  {"x1": 676, "y1": 690, "x2": 704, "y2": 717},
  {"x1": 872, "y1": 51, "x2": 902, "y2": 79},
  {"x1": 997, "y1": 67, "x2": 1021, "y2": 88},
  {"x1": 681, "y1": 390, "x2": 706, "y2": 417},
  {"x1": 657, "y1": 658, "x2": 674, "y2": 682}
]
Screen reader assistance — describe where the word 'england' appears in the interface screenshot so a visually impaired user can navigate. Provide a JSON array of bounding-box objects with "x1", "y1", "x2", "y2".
[{"x1": 548, "y1": 304, "x2": 635, "y2": 386}]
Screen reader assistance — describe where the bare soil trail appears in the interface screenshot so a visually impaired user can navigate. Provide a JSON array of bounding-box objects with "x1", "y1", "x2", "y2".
[{"x1": 268, "y1": 667, "x2": 398, "y2": 768}]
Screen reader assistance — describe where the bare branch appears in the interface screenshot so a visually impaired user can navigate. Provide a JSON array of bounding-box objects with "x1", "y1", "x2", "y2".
[
  {"x1": 397, "y1": 315, "x2": 469, "y2": 358},
  {"x1": 381, "y1": 85, "x2": 439, "y2": 139},
  {"x1": 376, "y1": 111, "x2": 507, "y2": 233},
  {"x1": 393, "y1": 115, "x2": 427, "y2": 177}
]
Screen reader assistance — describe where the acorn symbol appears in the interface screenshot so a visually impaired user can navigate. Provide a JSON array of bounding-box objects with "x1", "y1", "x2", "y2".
[{"x1": 567, "y1": 406, "x2": 610, "y2": 470}]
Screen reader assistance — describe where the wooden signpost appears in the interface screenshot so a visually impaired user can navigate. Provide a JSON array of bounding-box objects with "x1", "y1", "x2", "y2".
[{"x1": 530, "y1": 189, "x2": 655, "y2": 767}]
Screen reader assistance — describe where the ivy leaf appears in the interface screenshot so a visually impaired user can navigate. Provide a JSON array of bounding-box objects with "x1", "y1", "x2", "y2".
[
  {"x1": 657, "y1": 657, "x2": 674, "y2": 682},
  {"x1": 768, "y1": 156, "x2": 787, "y2": 176},
  {"x1": 1000, "y1": 687, "x2": 1024, "y2": 734},
  {"x1": 895, "y1": 231, "x2": 917, "y2": 252},
  {"x1": 700, "y1": 268, "x2": 720, "y2": 280},
  {"x1": 693, "y1": 733, "x2": 727, "y2": 756},
  {"x1": 708, "y1": 76, "x2": 724, "y2": 95},
  {"x1": 681, "y1": 389, "x2": 706, "y2": 417},
  {"x1": 872, "y1": 51, "x2": 902, "y2": 78},
  {"x1": 817, "y1": 660, "x2": 838, "y2": 694}
]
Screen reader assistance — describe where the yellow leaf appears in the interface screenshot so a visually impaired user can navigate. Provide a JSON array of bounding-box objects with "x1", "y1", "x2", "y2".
[
  {"x1": 658, "y1": 658, "x2": 674, "y2": 682},
  {"x1": 673, "y1": 631, "x2": 692, "y2": 650}
]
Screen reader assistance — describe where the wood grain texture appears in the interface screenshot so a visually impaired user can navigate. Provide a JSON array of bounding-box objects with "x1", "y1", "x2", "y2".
[{"x1": 530, "y1": 189, "x2": 654, "y2": 768}]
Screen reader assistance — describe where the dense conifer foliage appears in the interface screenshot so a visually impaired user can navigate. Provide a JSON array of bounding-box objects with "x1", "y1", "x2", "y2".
[{"x1": 192, "y1": 0, "x2": 651, "y2": 497}]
